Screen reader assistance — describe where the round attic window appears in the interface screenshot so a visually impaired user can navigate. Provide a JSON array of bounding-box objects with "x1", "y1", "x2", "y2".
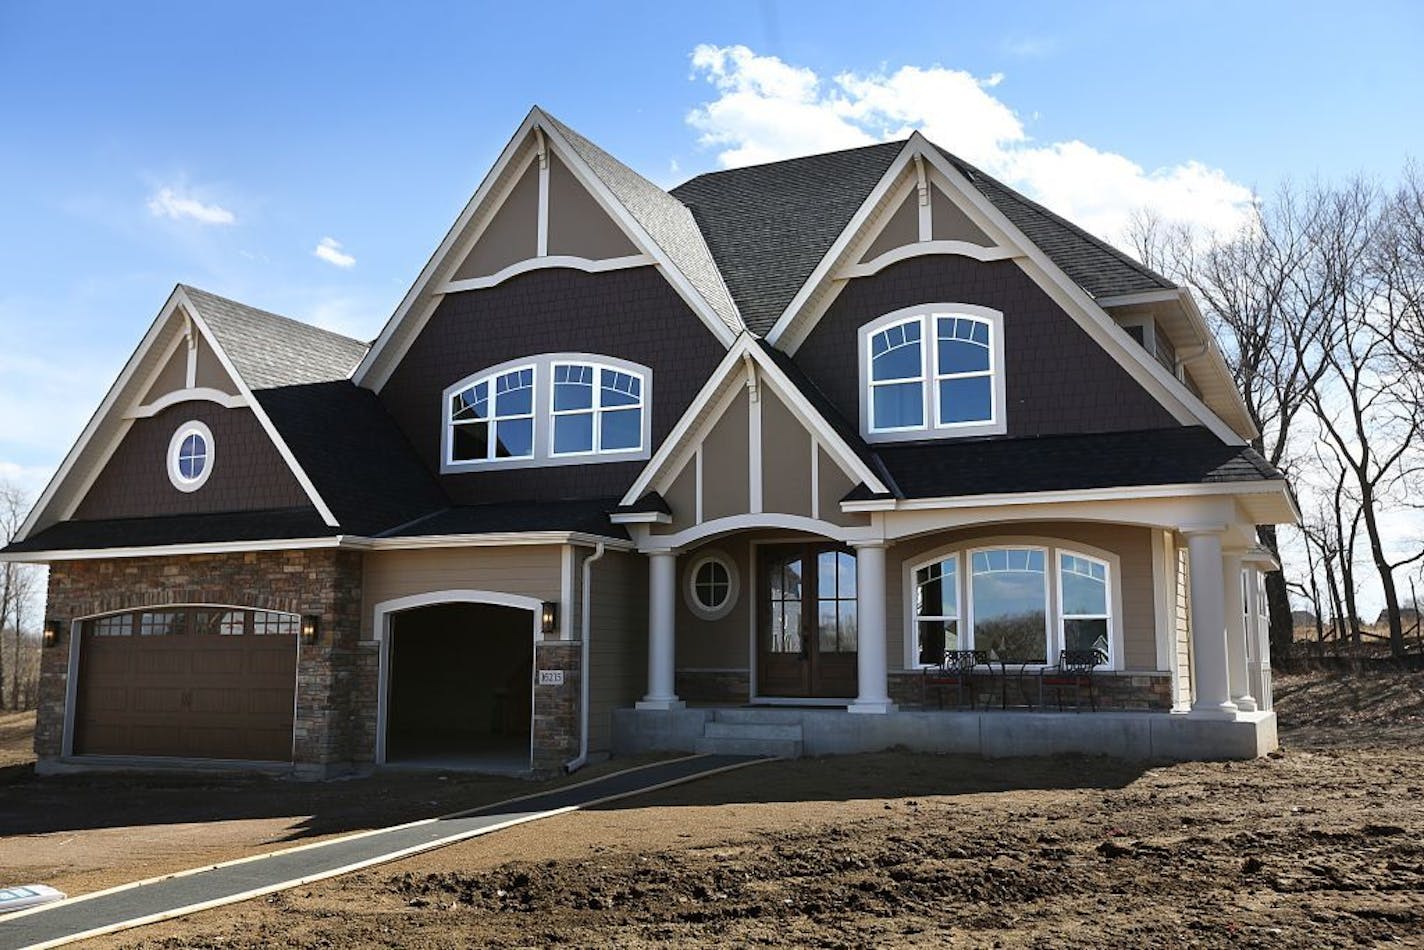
[{"x1": 167, "y1": 421, "x2": 214, "y2": 492}]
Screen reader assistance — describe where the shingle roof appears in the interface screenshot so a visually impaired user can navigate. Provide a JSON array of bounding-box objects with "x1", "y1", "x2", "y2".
[
  {"x1": 543, "y1": 114, "x2": 743, "y2": 336},
  {"x1": 671, "y1": 142, "x2": 903, "y2": 336},
  {"x1": 852, "y1": 427, "x2": 1281, "y2": 502},
  {"x1": 375, "y1": 498, "x2": 628, "y2": 540},
  {"x1": 181, "y1": 285, "x2": 370, "y2": 391},
  {"x1": 934, "y1": 149, "x2": 1176, "y2": 299},
  {"x1": 253, "y1": 381, "x2": 450, "y2": 537},
  {"x1": 668, "y1": 139, "x2": 1176, "y2": 335},
  {"x1": 3, "y1": 507, "x2": 334, "y2": 554}
]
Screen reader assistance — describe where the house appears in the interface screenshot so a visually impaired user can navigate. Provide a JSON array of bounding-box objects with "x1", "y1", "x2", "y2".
[{"x1": 2, "y1": 108, "x2": 1295, "y2": 776}]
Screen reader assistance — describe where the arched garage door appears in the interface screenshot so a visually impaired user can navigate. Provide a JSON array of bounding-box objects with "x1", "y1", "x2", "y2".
[{"x1": 74, "y1": 606, "x2": 298, "y2": 761}]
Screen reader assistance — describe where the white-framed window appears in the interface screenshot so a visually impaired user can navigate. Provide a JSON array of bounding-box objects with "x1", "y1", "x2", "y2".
[
  {"x1": 907, "y1": 541, "x2": 1119, "y2": 669},
  {"x1": 448, "y1": 365, "x2": 536, "y2": 462},
  {"x1": 685, "y1": 550, "x2": 739, "y2": 620},
  {"x1": 442, "y1": 354, "x2": 651, "y2": 472},
  {"x1": 858, "y1": 304, "x2": 1006, "y2": 441},
  {"x1": 166, "y1": 420, "x2": 214, "y2": 492},
  {"x1": 551, "y1": 363, "x2": 645, "y2": 456}
]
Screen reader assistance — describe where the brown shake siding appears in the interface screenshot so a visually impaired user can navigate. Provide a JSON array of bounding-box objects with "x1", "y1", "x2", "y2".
[
  {"x1": 73, "y1": 402, "x2": 311, "y2": 520},
  {"x1": 379, "y1": 265, "x2": 727, "y2": 504},
  {"x1": 794, "y1": 255, "x2": 1179, "y2": 437}
]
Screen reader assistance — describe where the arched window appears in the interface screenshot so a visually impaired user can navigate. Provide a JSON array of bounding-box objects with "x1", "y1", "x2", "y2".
[
  {"x1": 909, "y1": 542, "x2": 1116, "y2": 668},
  {"x1": 442, "y1": 354, "x2": 651, "y2": 471},
  {"x1": 859, "y1": 305, "x2": 1005, "y2": 440}
]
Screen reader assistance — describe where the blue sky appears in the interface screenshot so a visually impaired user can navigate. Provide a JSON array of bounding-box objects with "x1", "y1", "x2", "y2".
[{"x1": 2, "y1": 0, "x2": 1422, "y2": 500}]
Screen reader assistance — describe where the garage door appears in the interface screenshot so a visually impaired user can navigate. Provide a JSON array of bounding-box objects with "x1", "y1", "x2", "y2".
[{"x1": 74, "y1": 607, "x2": 298, "y2": 761}]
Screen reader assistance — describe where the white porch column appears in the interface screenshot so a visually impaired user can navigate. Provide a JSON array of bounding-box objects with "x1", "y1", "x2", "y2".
[
  {"x1": 849, "y1": 542, "x2": 896, "y2": 714},
  {"x1": 636, "y1": 550, "x2": 684, "y2": 710},
  {"x1": 1223, "y1": 550, "x2": 1257, "y2": 712},
  {"x1": 1185, "y1": 528, "x2": 1237, "y2": 718}
]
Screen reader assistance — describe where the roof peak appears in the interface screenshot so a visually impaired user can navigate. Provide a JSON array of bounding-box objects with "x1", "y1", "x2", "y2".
[{"x1": 177, "y1": 284, "x2": 369, "y2": 348}]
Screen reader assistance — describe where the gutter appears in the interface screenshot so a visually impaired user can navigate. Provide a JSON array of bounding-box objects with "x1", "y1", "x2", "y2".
[{"x1": 565, "y1": 540, "x2": 606, "y2": 773}]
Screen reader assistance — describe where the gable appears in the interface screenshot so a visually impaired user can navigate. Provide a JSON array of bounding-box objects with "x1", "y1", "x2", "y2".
[
  {"x1": 73, "y1": 402, "x2": 312, "y2": 521},
  {"x1": 356, "y1": 108, "x2": 739, "y2": 391},
  {"x1": 647, "y1": 370, "x2": 869, "y2": 537},
  {"x1": 932, "y1": 184, "x2": 992, "y2": 244},
  {"x1": 17, "y1": 286, "x2": 343, "y2": 542},
  {"x1": 793, "y1": 254, "x2": 1180, "y2": 440}
]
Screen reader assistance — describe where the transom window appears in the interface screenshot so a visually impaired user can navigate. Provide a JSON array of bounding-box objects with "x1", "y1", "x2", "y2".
[
  {"x1": 860, "y1": 305, "x2": 1005, "y2": 441},
  {"x1": 910, "y1": 543, "x2": 1115, "y2": 668},
  {"x1": 83, "y1": 607, "x2": 301, "y2": 638},
  {"x1": 443, "y1": 354, "x2": 651, "y2": 471}
]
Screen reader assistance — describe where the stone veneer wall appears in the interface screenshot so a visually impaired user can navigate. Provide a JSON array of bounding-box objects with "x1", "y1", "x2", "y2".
[
  {"x1": 40, "y1": 550, "x2": 366, "y2": 774},
  {"x1": 531, "y1": 641, "x2": 581, "y2": 772},
  {"x1": 888, "y1": 671, "x2": 1172, "y2": 711}
]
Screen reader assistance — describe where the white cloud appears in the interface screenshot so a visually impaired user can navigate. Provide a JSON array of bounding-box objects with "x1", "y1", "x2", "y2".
[
  {"x1": 313, "y1": 237, "x2": 356, "y2": 269},
  {"x1": 686, "y1": 45, "x2": 1254, "y2": 243},
  {"x1": 146, "y1": 187, "x2": 236, "y2": 225}
]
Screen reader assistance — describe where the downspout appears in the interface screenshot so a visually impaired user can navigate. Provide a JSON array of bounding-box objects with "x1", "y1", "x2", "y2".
[{"x1": 565, "y1": 540, "x2": 606, "y2": 773}]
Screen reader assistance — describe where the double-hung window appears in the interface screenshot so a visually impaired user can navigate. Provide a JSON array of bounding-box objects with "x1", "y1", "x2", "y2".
[
  {"x1": 443, "y1": 354, "x2": 650, "y2": 471},
  {"x1": 860, "y1": 304, "x2": 1005, "y2": 440}
]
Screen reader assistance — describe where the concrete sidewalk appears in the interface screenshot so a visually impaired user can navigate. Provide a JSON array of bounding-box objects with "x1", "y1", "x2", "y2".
[{"x1": 0, "y1": 754, "x2": 763, "y2": 950}]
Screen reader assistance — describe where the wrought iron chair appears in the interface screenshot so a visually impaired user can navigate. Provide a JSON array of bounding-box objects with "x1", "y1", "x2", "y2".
[
  {"x1": 922, "y1": 649, "x2": 987, "y2": 710},
  {"x1": 1037, "y1": 649, "x2": 1107, "y2": 712}
]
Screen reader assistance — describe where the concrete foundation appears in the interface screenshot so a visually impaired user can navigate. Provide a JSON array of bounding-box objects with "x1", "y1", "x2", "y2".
[{"x1": 613, "y1": 706, "x2": 1278, "y2": 762}]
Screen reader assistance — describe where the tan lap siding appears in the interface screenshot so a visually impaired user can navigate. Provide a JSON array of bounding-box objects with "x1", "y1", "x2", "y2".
[
  {"x1": 674, "y1": 537, "x2": 752, "y2": 670},
  {"x1": 887, "y1": 522, "x2": 1159, "y2": 672},
  {"x1": 360, "y1": 546, "x2": 565, "y2": 639},
  {"x1": 586, "y1": 549, "x2": 647, "y2": 752}
]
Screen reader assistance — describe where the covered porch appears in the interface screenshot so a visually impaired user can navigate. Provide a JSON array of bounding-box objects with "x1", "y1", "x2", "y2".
[{"x1": 613, "y1": 490, "x2": 1286, "y2": 762}]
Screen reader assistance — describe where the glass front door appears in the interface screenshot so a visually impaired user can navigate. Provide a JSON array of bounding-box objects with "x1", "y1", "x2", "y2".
[{"x1": 757, "y1": 543, "x2": 859, "y2": 698}]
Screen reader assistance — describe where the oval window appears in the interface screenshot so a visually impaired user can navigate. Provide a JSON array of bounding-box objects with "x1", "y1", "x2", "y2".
[
  {"x1": 167, "y1": 421, "x2": 215, "y2": 492},
  {"x1": 686, "y1": 552, "x2": 739, "y2": 620}
]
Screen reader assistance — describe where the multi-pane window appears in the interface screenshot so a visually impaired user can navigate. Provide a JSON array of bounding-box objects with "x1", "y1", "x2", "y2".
[
  {"x1": 551, "y1": 363, "x2": 644, "y2": 456},
  {"x1": 909, "y1": 544, "x2": 1114, "y2": 668},
  {"x1": 176, "y1": 432, "x2": 208, "y2": 481},
  {"x1": 766, "y1": 552, "x2": 804, "y2": 655},
  {"x1": 449, "y1": 366, "x2": 535, "y2": 462},
  {"x1": 816, "y1": 551, "x2": 858, "y2": 653},
  {"x1": 83, "y1": 607, "x2": 301, "y2": 640},
  {"x1": 863, "y1": 308, "x2": 1001, "y2": 438},
  {"x1": 914, "y1": 557, "x2": 959, "y2": 664},
  {"x1": 444, "y1": 356, "x2": 649, "y2": 469},
  {"x1": 868, "y1": 319, "x2": 925, "y2": 430},
  {"x1": 692, "y1": 559, "x2": 732, "y2": 611},
  {"x1": 1059, "y1": 553, "x2": 1110, "y2": 658}
]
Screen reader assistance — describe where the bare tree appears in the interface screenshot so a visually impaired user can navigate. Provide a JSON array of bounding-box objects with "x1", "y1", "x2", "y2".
[
  {"x1": 0, "y1": 481, "x2": 42, "y2": 710},
  {"x1": 1126, "y1": 188, "x2": 1332, "y2": 660}
]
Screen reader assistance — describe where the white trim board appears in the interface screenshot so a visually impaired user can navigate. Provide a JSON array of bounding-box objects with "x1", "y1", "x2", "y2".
[{"x1": 439, "y1": 253, "x2": 652, "y2": 294}]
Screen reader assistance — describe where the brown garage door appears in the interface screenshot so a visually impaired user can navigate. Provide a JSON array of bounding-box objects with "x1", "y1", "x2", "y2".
[{"x1": 74, "y1": 607, "x2": 298, "y2": 761}]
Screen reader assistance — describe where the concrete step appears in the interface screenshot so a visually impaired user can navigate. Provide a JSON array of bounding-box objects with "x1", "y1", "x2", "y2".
[
  {"x1": 711, "y1": 707, "x2": 806, "y2": 725},
  {"x1": 694, "y1": 736, "x2": 803, "y2": 759},
  {"x1": 703, "y1": 721, "x2": 803, "y2": 741}
]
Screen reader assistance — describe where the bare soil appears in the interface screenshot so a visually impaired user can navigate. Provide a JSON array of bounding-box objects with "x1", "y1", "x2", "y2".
[{"x1": 10, "y1": 671, "x2": 1424, "y2": 948}]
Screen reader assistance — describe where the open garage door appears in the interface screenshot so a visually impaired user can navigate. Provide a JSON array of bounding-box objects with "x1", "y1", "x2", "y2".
[{"x1": 73, "y1": 607, "x2": 298, "y2": 761}]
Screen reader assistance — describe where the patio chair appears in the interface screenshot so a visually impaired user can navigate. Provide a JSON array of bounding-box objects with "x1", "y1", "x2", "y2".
[
  {"x1": 922, "y1": 649, "x2": 987, "y2": 710},
  {"x1": 1037, "y1": 649, "x2": 1106, "y2": 712}
]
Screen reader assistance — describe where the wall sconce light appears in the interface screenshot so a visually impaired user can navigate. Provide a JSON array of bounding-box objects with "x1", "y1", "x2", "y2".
[
  {"x1": 300, "y1": 615, "x2": 320, "y2": 646},
  {"x1": 42, "y1": 619, "x2": 63, "y2": 649},
  {"x1": 541, "y1": 601, "x2": 558, "y2": 636}
]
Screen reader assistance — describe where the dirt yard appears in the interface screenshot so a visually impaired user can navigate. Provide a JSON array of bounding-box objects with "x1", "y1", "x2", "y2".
[{"x1": 8, "y1": 670, "x2": 1424, "y2": 948}]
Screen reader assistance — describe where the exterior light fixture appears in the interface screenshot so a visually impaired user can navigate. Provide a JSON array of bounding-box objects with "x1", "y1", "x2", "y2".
[
  {"x1": 541, "y1": 601, "x2": 558, "y2": 635},
  {"x1": 300, "y1": 615, "x2": 320, "y2": 645},
  {"x1": 42, "y1": 619, "x2": 63, "y2": 649}
]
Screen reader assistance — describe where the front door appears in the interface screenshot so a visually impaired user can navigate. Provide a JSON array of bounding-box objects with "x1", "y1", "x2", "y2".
[{"x1": 758, "y1": 543, "x2": 858, "y2": 698}]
